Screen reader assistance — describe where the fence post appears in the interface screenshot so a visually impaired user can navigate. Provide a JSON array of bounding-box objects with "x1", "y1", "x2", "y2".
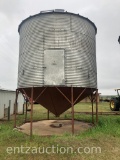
[
  {"x1": 23, "y1": 103, "x2": 24, "y2": 115},
  {"x1": 17, "y1": 102, "x2": 18, "y2": 114},
  {"x1": 4, "y1": 104, "x2": 5, "y2": 118},
  {"x1": 8, "y1": 100, "x2": 11, "y2": 121}
]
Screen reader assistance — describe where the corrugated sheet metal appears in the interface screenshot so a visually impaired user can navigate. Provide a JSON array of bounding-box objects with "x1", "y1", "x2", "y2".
[{"x1": 18, "y1": 11, "x2": 97, "y2": 88}]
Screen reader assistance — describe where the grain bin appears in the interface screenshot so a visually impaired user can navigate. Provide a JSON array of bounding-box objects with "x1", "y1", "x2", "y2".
[{"x1": 17, "y1": 9, "x2": 97, "y2": 116}]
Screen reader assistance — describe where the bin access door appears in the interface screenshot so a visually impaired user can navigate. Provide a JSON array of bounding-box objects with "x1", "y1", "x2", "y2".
[{"x1": 44, "y1": 50, "x2": 65, "y2": 86}]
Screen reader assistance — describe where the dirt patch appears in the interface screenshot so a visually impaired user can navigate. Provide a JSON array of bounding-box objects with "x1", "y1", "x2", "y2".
[{"x1": 18, "y1": 120, "x2": 93, "y2": 136}]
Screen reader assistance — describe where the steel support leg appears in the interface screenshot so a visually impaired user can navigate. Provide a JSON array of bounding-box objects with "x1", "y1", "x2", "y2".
[
  {"x1": 96, "y1": 89, "x2": 98, "y2": 124},
  {"x1": 47, "y1": 110, "x2": 49, "y2": 120},
  {"x1": 14, "y1": 89, "x2": 19, "y2": 128},
  {"x1": 30, "y1": 87, "x2": 34, "y2": 138},
  {"x1": 92, "y1": 99, "x2": 94, "y2": 124},
  {"x1": 25, "y1": 101, "x2": 28, "y2": 122},
  {"x1": 71, "y1": 86, "x2": 74, "y2": 135}
]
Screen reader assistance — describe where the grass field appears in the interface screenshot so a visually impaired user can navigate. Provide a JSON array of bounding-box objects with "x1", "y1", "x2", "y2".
[{"x1": 0, "y1": 102, "x2": 120, "y2": 160}]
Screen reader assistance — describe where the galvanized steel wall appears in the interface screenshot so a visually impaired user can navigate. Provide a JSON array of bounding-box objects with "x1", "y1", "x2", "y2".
[{"x1": 18, "y1": 11, "x2": 97, "y2": 88}]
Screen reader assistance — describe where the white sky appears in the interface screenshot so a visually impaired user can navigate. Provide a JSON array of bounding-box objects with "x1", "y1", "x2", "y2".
[{"x1": 0, "y1": 0, "x2": 120, "y2": 95}]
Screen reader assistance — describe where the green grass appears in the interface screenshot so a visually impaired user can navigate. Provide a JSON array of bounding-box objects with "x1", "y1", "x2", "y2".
[{"x1": 0, "y1": 102, "x2": 120, "y2": 160}]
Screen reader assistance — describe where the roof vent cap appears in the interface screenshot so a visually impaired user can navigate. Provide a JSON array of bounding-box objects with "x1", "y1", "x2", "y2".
[
  {"x1": 54, "y1": 9, "x2": 65, "y2": 12},
  {"x1": 40, "y1": 10, "x2": 54, "y2": 13}
]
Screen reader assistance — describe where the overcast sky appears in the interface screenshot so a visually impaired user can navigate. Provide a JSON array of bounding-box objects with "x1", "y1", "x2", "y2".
[{"x1": 0, "y1": 0, "x2": 120, "y2": 95}]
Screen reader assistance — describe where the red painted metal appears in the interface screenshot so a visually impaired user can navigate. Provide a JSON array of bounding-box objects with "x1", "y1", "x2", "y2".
[
  {"x1": 22, "y1": 89, "x2": 29, "y2": 100},
  {"x1": 30, "y1": 87, "x2": 34, "y2": 137},
  {"x1": 18, "y1": 87, "x2": 96, "y2": 116},
  {"x1": 47, "y1": 110, "x2": 49, "y2": 120},
  {"x1": 96, "y1": 89, "x2": 98, "y2": 124},
  {"x1": 25, "y1": 101, "x2": 28, "y2": 122},
  {"x1": 74, "y1": 88, "x2": 86, "y2": 104},
  {"x1": 92, "y1": 99, "x2": 94, "y2": 124},
  {"x1": 71, "y1": 87, "x2": 74, "y2": 135},
  {"x1": 14, "y1": 89, "x2": 19, "y2": 128},
  {"x1": 34, "y1": 87, "x2": 47, "y2": 102},
  {"x1": 56, "y1": 87, "x2": 71, "y2": 104}
]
